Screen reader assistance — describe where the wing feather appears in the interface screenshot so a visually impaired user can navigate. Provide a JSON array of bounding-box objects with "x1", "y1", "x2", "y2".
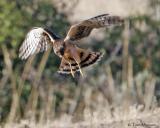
[
  {"x1": 19, "y1": 27, "x2": 60, "y2": 59},
  {"x1": 65, "y1": 14, "x2": 124, "y2": 41}
]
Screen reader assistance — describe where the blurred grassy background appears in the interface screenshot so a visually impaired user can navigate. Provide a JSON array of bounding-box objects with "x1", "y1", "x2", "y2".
[{"x1": 0, "y1": 0, "x2": 160, "y2": 127}]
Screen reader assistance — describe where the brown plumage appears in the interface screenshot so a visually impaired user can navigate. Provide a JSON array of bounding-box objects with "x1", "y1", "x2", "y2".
[{"x1": 19, "y1": 14, "x2": 124, "y2": 77}]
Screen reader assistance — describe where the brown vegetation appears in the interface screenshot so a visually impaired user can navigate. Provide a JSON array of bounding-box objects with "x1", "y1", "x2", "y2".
[{"x1": 0, "y1": 0, "x2": 160, "y2": 127}]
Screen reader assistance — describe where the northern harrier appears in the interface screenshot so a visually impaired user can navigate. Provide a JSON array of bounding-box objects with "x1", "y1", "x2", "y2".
[{"x1": 19, "y1": 14, "x2": 124, "y2": 77}]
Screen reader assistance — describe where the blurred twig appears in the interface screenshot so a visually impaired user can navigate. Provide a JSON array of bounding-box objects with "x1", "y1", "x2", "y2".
[
  {"x1": 105, "y1": 42, "x2": 122, "y2": 66},
  {"x1": 122, "y1": 20, "x2": 130, "y2": 83},
  {"x1": 25, "y1": 48, "x2": 52, "y2": 118},
  {"x1": 144, "y1": 74, "x2": 156, "y2": 111},
  {"x1": 1, "y1": 45, "x2": 18, "y2": 123},
  {"x1": 18, "y1": 54, "x2": 36, "y2": 96},
  {"x1": 122, "y1": 20, "x2": 132, "y2": 111}
]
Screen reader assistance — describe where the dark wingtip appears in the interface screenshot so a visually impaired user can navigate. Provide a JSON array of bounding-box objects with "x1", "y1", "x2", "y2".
[{"x1": 43, "y1": 27, "x2": 61, "y2": 40}]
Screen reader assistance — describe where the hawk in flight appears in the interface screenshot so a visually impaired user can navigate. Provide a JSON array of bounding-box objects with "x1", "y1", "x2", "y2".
[{"x1": 19, "y1": 14, "x2": 124, "y2": 77}]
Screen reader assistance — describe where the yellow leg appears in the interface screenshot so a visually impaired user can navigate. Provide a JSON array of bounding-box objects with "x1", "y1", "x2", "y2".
[
  {"x1": 63, "y1": 57, "x2": 75, "y2": 77},
  {"x1": 70, "y1": 49, "x2": 83, "y2": 77},
  {"x1": 76, "y1": 61, "x2": 83, "y2": 77},
  {"x1": 68, "y1": 62, "x2": 75, "y2": 77}
]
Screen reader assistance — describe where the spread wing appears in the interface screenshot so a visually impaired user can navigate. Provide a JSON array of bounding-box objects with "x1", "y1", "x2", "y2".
[
  {"x1": 65, "y1": 14, "x2": 124, "y2": 41},
  {"x1": 19, "y1": 27, "x2": 60, "y2": 59}
]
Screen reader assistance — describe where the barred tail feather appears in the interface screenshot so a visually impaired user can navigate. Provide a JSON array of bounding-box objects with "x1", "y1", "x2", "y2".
[
  {"x1": 80, "y1": 52, "x2": 103, "y2": 68},
  {"x1": 58, "y1": 49, "x2": 103, "y2": 74}
]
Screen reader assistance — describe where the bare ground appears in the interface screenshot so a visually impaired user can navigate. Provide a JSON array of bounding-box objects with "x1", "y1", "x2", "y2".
[{"x1": 2, "y1": 108, "x2": 160, "y2": 128}]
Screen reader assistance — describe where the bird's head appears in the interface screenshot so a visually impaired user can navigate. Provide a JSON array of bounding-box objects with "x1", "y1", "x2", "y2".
[{"x1": 53, "y1": 40, "x2": 66, "y2": 57}]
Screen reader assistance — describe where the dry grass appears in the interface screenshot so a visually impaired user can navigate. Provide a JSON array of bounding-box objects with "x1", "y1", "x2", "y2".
[
  {"x1": 2, "y1": 107, "x2": 160, "y2": 128},
  {"x1": 0, "y1": 1, "x2": 159, "y2": 128},
  {"x1": 1, "y1": 45, "x2": 159, "y2": 127}
]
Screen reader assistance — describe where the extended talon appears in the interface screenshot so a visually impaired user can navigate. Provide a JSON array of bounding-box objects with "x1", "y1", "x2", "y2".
[
  {"x1": 76, "y1": 61, "x2": 83, "y2": 77},
  {"x1": 68, "y1": 62, "x2": 75, "y2": 77}
]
